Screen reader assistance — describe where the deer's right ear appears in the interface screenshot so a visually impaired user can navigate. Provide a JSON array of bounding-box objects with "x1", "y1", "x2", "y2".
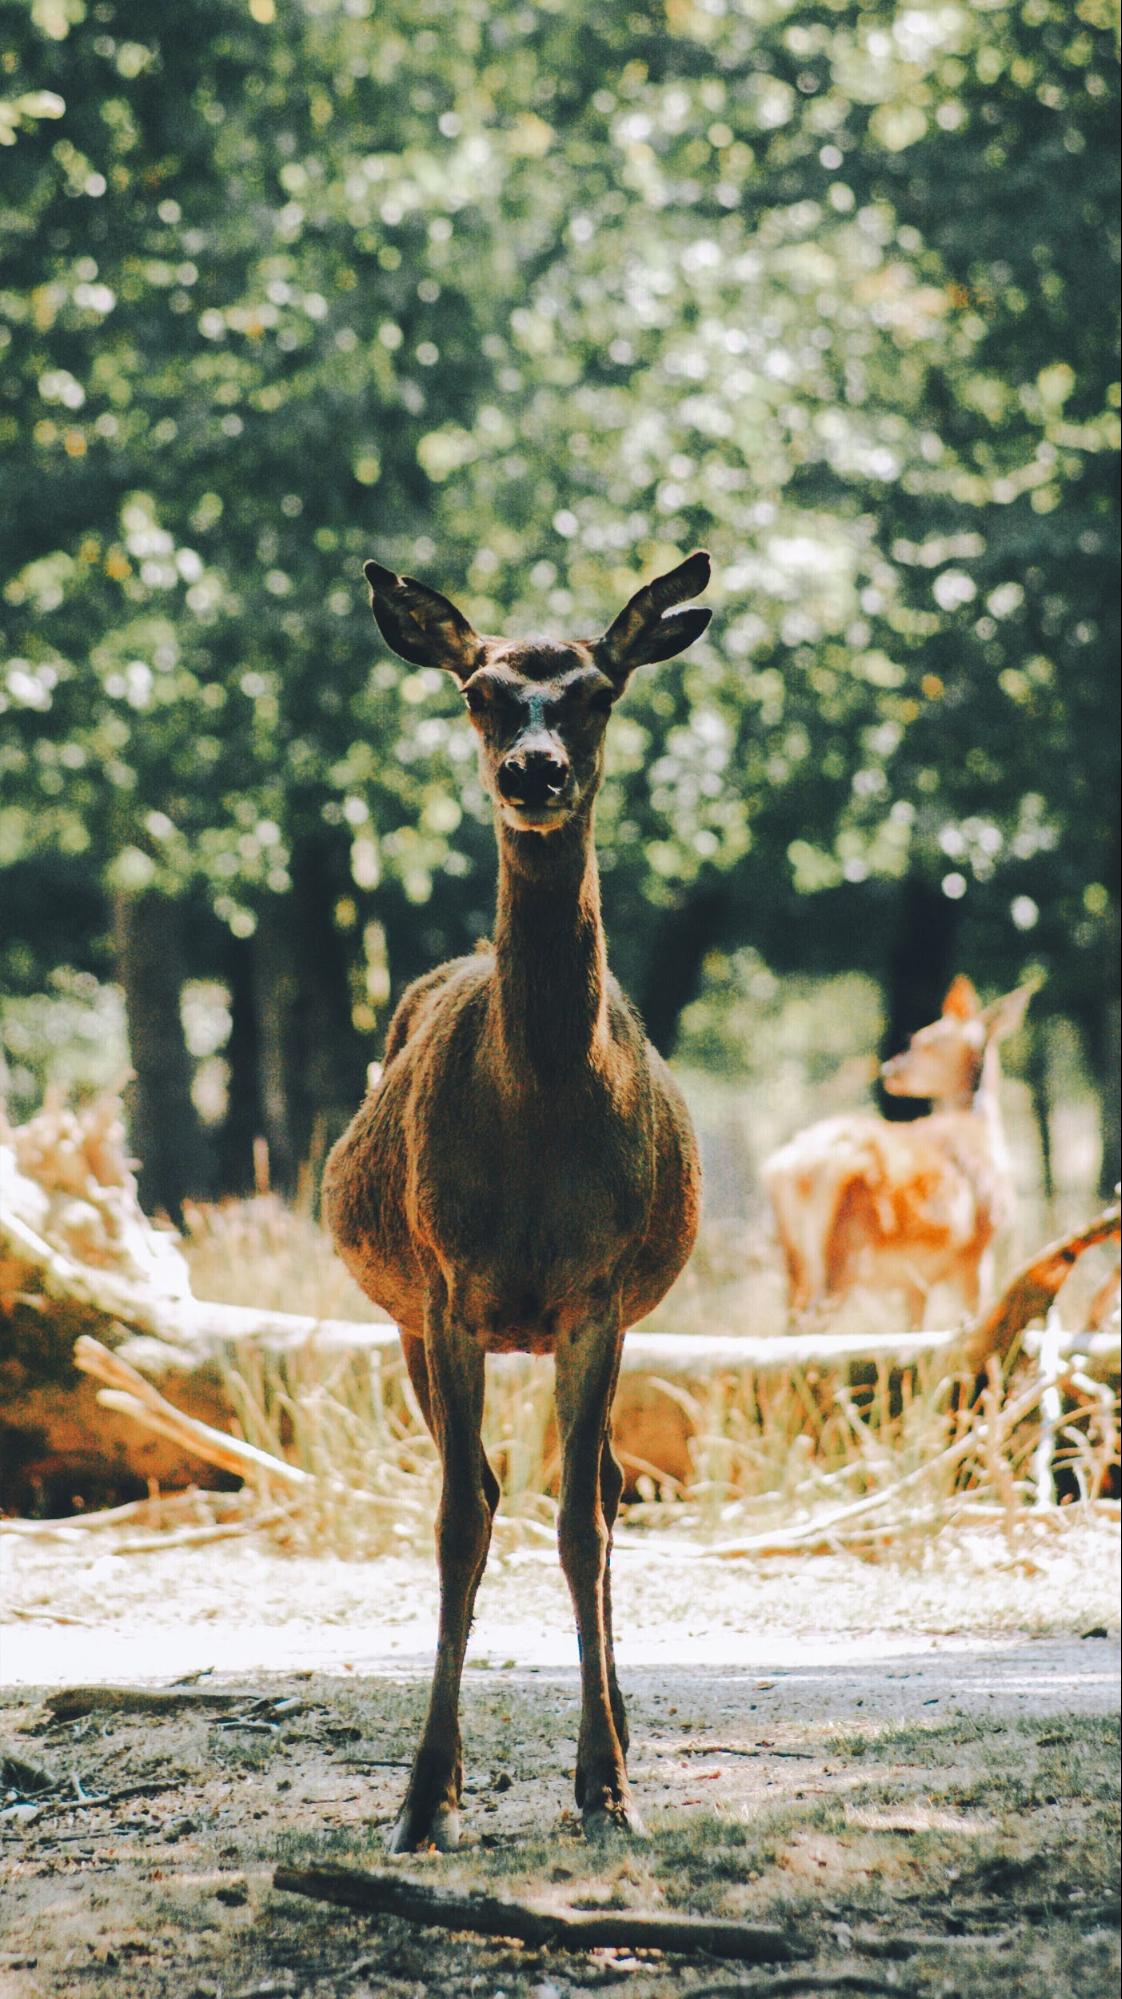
[{"x1": 363, "y1": 559, "x2": 481, "y2": 680}]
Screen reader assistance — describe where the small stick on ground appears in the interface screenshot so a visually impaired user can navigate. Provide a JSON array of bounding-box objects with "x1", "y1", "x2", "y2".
[
  {"x1": 0, "y1": 1489, "x2": 243, "y2": 1538},
  {"x1": 687, "y1": 1977, "x2": 916, "y2": 1998},
  {"x1": 22, "y1": 1776, "x2": 188, "y2": 1819},
  {"x1": 677, "y1": 1745, "x2": 815, "y2": 1761},
  {"x1": 272, "y1": 1865, "x2": 797, "y2": 1963}
]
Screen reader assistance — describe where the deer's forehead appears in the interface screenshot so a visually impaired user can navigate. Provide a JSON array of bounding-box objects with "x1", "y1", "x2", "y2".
[
  {"x1": 919, "y1": 1017, "x2": 984, "y2": 1051},
  {"x1": 481, "y1": 640, "x2": 595, "y2": 682},
  {"x1": 468, "y1": 643, "x2": 608, "y2": 702}
]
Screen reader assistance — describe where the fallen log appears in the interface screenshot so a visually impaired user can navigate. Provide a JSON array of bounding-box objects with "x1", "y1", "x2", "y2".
[
  {"x1": 272, "y1": 1863, "x2": 797, "y2": 1963},
  {"x1": 44, "y1": 1685, "x2": 252, "y2": 1721},
  {"x1": 3, "y1": 1090, "x2": 1117, "y2": 1507},
  {"x1": 959, "y1": 1199, "x2": 1120, "y2": 1373}
]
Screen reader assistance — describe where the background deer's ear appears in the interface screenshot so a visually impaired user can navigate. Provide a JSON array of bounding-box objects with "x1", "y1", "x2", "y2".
[
  {"x1": 594, "y1": 550, "x2": 712, "y2": 685},
  {"x1": 941, "y1": 974, "x2": 981, "y2": 1020},
  {"x1": 363, "y1": 559, "x2": 481, "y2": 679},
  {"x1": 981, "y1": 982, "x2": 1036, "y2": 1042}
]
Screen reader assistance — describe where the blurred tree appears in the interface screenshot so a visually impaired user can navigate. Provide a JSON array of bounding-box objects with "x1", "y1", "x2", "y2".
[
  {"x1": 0, "y1": 0, "x2": 509, "y2": 1185},
  {"x1": 1, "y1": 0, "x2": 1117, "y2": 1197}
]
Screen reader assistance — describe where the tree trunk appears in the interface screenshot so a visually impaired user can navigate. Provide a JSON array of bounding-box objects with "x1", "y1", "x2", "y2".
[
  {"x1": 633, "y1": 880, "x2": 728, "y2": 1057},
  {"x1": 1096, "y1": 991, "x2": 1121, "y2": 1198},
  {"x1": 877, "y1": 872, "x2": 960, "y2": 1120},
  {"x1": 113, "y1": 889, "x2": 211, "y2": 1218},
  {"x1": 252, "y1": 835, "x2": 371, "y2": 1194},
  {"x1": 1026, "y1": 1018, "x2": 1055, "y2": 1226},
  {"x1": 215, "y1": 932, "x2": 265, "y2": 1196},
  {"x1": 1089, "y1": 831, "x2": 1121, "y2": 1197}
]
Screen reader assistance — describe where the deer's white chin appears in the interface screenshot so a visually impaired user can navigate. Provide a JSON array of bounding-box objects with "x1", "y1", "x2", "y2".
[{"x1": 500, "y1": 802, "x2": 572, "y2": 834}]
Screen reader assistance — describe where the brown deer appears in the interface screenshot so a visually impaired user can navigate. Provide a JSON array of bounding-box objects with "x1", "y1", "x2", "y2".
[
  {"x1": 762, "y1": 976, "x2": 1034, "y2": 1328},
  {"x1": 323, "y1": 551, "x2": 710, "y2": 1849}
]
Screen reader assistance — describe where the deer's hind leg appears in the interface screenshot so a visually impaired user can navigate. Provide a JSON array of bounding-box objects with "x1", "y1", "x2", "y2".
[
  {"x1": 389, "y1": 1293, "x2": 498, "y2": 1854},
  {"x1": 555, "y1": 1317, "x2": 642, "y2": 1838}
]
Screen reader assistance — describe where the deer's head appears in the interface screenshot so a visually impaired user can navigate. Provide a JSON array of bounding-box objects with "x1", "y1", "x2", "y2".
[
  {"x1": 363, "y1": 552, "x2": 711, "y2": 834},
  {"x1": 881, "y1": 975, "x2": 1034, "y2": 1106}
]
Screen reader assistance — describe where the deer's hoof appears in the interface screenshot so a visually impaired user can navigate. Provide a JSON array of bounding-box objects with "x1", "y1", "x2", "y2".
[
  {"x1": 386, "y1": 1801, "x2": 462, "y2": 1854},
  {"x1": 582, "y1": 1797, "x2": 647, "y2": 1842}
]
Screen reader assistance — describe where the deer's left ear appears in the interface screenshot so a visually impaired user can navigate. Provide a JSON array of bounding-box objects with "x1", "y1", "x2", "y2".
[
  {"x1": 981, "y1": 982, "x2": 1036, "y2": 1041},
  {"x1": 941, "y1": 975, "x2": 981, "y2": 1021},
  {"x1": 363, "y1": 558, "x2": 482, "y2": 680},
  {"x1": 594, "y1": 551, "x2": 712, "y2": 686}
]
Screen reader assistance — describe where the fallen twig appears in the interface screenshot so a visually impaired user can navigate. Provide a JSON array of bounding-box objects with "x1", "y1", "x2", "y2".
[
  {"x1": 0, "y1": 1490, "x2": 235, "y2": 1538},
  {"x1": 106, "y1": 1507, "x2": 292, "y2": 1554},
  {"x1": 854, "y1": 1927, "x2": 1015, "y2": 1957},
  {"x1": 18, "y1": 1775, "x2": 187, "y2": 1820},
  {"x1": 74, "y1": 1335, "x2": 428, "y2": 1516},
  {"x1": 75, "y1": 1338, "x2": 313, "y2": 1487},
  {"x1": 686, "y1": 1977, "x2": 915, "y2": 1998},
  {"x1": 272, "y1": 1864, "x2": 796, "y2": 1962},
  {"x1": 676, "y1": 1745, "x2": 815, "y2": 1761}
]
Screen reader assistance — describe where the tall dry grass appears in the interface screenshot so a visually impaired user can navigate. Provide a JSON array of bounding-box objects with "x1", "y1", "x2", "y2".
[{"x1": 181, "y1": 1192, "x2": 1119, "y2": 1563}]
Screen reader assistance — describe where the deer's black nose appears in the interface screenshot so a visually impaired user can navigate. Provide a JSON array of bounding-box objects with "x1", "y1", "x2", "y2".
[{"x1": 497, "y1": 749, "x2": 570, "y2": 808}]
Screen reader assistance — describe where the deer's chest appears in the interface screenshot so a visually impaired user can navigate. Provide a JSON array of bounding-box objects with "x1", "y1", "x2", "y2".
[{"x1": 408, "y1": 1061, "x2": 655, "y2": 1336}]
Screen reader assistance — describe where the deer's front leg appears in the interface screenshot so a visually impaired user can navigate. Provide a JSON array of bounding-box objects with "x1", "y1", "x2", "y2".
[
  {"x1": 600, "y1": 1429, "x2": 628, "y2": 1755},
  {"x1": 555, "y1": 1318, "x2": 643, "y2": 1838},
  {"x1": 389, "y1": 1298, "x2": 497, "y2": 1853}
]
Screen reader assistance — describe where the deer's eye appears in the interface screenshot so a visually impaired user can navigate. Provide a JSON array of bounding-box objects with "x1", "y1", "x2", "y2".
[{"x1": 463, "y1": 681, "x2": 491, "y2": 716}]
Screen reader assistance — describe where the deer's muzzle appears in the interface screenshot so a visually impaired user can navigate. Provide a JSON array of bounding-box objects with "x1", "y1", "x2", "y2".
[{"x1": 497, "y1": 748, "x2": 570, "y2": 811}]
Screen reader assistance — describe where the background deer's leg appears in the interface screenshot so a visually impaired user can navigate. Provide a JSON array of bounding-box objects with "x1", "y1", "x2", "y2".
[
  {"x1": 555, "y1": 1319, "x2": 642, "y2": 1837},
  {"x1": 388, "y1": 1288, "x2": 498, "y2": 1854}
]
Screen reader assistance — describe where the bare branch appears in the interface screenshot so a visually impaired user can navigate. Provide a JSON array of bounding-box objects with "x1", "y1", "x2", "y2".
[{"x1": 273, "y1": 1864, "x2": 795, "y2": 1963}]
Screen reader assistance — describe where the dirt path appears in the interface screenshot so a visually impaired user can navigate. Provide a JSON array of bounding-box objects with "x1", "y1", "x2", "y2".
[{"x1": 2, "y1": 1524, "x2": 1119, "y2": 1999}]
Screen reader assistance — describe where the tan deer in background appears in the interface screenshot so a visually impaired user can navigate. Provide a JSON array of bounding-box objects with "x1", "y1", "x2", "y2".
[
  {"x1": 324, "y1": 551, "x2": 710, "y2": 1850},
  {"x1": 762, "y1": 976, "x2": 1034, "y2": 1328}
]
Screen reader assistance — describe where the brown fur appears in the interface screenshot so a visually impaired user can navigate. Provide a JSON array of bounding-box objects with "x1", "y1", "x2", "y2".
[
  {"x1": 323, "y1": 551, "x2": 710, "y2": 1848},
  {"x1": 762, "y1": 976, "x2": 1034, "y2": 1328}
]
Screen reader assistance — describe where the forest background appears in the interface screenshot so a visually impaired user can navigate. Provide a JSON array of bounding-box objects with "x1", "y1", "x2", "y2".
[{"x1": 1, "y1": 0, "x2": 1118, "y2": 1251}]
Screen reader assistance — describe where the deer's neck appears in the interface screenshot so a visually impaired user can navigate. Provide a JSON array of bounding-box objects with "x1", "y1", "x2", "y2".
[
  {"x1": 973, "y1": 1040, "x2": 1008, "y2": 1144},
  {"x1": 934, "y1": 1043, "x2": 1006, "y2": 1146},
  {"x1": 492, "y1": 814, "x2": 609, "y2": 1078}
]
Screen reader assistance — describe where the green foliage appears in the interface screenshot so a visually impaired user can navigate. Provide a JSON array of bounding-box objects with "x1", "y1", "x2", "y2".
[
  {"x1": 0, "y1": 0, "x2": 1117, "y2": 1025},
  {"x1": 0, "y1": 965, "x2": 126, "y2": 1114}
]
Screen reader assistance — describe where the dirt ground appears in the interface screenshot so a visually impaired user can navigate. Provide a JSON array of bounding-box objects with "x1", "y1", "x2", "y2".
[{"x1": 2, "y1": 1522, "x2": 1119, "y2": 1999}]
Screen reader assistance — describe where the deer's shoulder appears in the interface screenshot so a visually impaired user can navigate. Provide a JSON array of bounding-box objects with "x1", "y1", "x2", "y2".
[{"x1": 383, "y1": 952, "x2": 496, "y2": 1065}]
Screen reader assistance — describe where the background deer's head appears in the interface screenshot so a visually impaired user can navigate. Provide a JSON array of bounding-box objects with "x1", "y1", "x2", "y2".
[
  {"x1": 880, "y1": 974, "x2": 1034, "y2": 1107},
  {"x1": 362, "y1": 552, "x2": 711, "y2": 835}
]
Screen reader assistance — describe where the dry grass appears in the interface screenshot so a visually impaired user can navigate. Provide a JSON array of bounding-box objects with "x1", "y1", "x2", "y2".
[
  {"x1": 211, "y1": 1331, "x2": 1118, "y2": 1564},
  {"x1": 180, "y1": 1192, "x2": 390, "y2": 1323}
]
